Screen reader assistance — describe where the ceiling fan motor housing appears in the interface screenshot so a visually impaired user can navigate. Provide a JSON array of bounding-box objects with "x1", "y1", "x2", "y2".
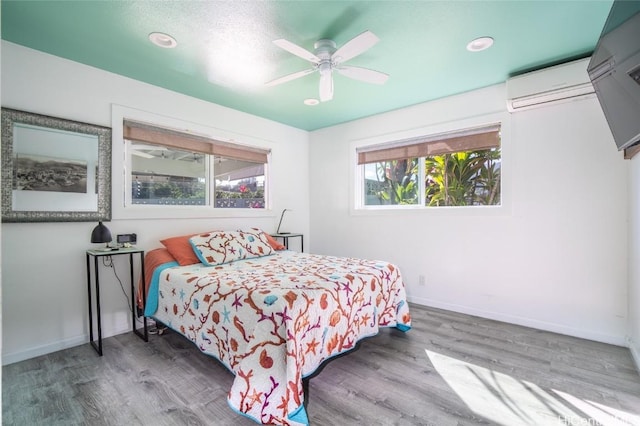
[{"x1": 314, "y1": 39, "x2": 337, "y2": 56}]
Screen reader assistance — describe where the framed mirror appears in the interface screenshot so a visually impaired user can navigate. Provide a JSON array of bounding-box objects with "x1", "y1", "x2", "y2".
[{"x1": 1, "y1": 108, "x2": 112, "y2": 222}]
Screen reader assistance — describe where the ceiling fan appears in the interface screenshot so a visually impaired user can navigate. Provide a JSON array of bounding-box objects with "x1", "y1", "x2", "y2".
[
  {"x1": 130, "y1": 143, "x2": 166, "y2": 159},
  {"x1": 265, "y1": 30, "x2": 389, "y2": 102}
]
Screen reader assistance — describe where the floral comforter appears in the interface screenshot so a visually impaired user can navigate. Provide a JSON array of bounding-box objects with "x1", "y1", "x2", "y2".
[{"x1": 144, "y1": 250, "x2": 411, "y2": 425}]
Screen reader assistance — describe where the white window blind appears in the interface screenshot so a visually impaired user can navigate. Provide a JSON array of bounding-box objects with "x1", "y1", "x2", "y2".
[
  {"x1": 123, "y1": 120, "x2": 270, "y2": 163},
  {"x1": 357, "y1": 124, "x2": 500, "y2": 165}
]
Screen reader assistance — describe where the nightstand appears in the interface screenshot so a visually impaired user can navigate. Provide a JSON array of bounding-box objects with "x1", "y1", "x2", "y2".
[
  {"x1": 86, "y1": 247, "x2": 148, "y2": 355},
  {"x1": 272, "y1": 233, "x2": 304, "y2": 252}
]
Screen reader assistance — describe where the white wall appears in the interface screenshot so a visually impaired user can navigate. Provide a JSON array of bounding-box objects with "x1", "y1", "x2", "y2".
[
  {"x1": 1, "y1": 41, "x2": 309, "y2": 364},
  {"x1": 1, "y1": 39, "x2": 635, "y2": 365},
  {"x1": 629, "y1": 153, "x2": 640, "y2": 368},
  {"x1": 309, "y1": 84, "x2": 630, "y2": 345}
]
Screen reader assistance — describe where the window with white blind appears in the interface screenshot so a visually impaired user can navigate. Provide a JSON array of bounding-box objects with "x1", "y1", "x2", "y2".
[
  {"x1": 123, "y1": 120, "x2": 270, "y2": 209},
  {"x1": 357, "y1": 124, "x2": 501, "y2": 208}
]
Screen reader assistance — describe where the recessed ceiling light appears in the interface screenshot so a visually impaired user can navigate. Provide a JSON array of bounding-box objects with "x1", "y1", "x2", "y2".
[
  {"x1": 304, "y1": 98, "x2": 320, "y2": 106},
  {"x1": 466, "y1": 36, "x2": 494, "y2": 52},
  {"x1": 149, "y1": 32, "x2": 177, "y2": 49}
]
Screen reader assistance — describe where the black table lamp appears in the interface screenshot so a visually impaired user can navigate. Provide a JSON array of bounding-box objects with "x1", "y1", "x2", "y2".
[
  {"x1": 91, "y1": 221, "x2": 112, "y2": 246},
  {"x1": 276, "y1": 209, "x2": 291, "y2": 234}
]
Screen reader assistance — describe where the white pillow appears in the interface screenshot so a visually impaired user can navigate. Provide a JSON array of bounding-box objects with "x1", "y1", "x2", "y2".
[{"x1": 189, "y1": 228, "x2": 274, "y2": 266}]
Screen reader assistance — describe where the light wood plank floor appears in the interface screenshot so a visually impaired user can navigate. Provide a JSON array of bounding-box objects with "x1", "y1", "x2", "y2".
[{"x1": 3, "y1": 304, "x2": 640, "y2": 425}]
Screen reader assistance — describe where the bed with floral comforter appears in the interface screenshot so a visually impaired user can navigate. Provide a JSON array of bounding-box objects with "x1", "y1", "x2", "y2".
[{"x1": 143, "y1": 230, "x2": 411, "y2": 426}]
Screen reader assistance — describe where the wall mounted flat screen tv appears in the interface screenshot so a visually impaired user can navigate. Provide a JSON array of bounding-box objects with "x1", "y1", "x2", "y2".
[{"x1": 588, "y1": 1, "x2": 640, "y2": 151}]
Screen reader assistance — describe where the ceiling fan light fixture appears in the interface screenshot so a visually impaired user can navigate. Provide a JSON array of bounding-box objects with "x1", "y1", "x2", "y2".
[
  {"x1": 149, "y1": 32, "x2": 178, "y2": 49},
  {"x1": 318, "y1": 62, "x2": 332, "y2": 75},
  {"x1": 466, "y1": 36, "x2": 494, "y2": 52}
]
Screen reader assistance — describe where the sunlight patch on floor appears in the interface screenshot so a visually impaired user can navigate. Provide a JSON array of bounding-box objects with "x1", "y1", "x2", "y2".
[
  {"x1": 553, "y1": 389, "x2": 640, "y2": 426},
  {"x1": 425, "y1": 349, "x2": 640, "y2": 426}
]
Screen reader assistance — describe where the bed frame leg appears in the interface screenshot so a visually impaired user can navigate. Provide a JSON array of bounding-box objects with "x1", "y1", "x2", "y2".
[{"x1": 302, "y1": 377, "x2": 310, "y2": 409}]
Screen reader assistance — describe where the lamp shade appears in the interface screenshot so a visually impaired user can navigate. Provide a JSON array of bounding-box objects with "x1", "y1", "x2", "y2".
[{"x1": 91, "y1": 221, "x2": 112, "y2": 244}]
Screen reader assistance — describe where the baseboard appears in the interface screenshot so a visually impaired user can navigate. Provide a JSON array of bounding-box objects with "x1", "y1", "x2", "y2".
[
  {"x1": 2, "y1": 334, "x2": 88, "y2": 366},
  {"x1": 408, "y1": 296, "x2": 627, "y2": 347},
  {"x1": 2, "y1": 325, "x2": 131, "y2": 365}
]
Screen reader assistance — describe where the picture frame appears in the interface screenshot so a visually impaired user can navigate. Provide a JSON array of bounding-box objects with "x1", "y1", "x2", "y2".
[{"x1": 1, "y1": 108, "x2": 112, "y2": 222}]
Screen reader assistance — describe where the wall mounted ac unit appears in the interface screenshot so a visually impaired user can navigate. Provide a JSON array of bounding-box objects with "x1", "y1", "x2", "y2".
[{"x1": 506, "y1": 58, "x2": 595, "y2": 112}]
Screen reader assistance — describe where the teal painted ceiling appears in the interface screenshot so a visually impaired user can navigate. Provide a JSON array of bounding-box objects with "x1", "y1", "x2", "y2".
[{"x1": 1, "y1": 1, "x2": 613, "y2": 131}]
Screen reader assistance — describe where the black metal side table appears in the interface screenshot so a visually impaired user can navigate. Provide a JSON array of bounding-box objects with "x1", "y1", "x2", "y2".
[
  {"x1": 86, "y1": 247, "x2": 148, "y2": 355},
  {"x1": 272, "y1": 233, "x2": 304, "y2": 252}
]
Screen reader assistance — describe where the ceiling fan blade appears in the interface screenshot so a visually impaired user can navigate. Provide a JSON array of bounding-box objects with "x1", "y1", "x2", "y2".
[
  {"x1": 273, "y1": 39, "x2": 321, "y2": 64},
  {"x1": 336, "y1": 65, "x2": 389, "y2": 85},
  {"x1": 131, "y1": 150, "x2": 154, "y2": 159},
  {"x1": 319, "y1": 71, "x2": 334, "y2": 102},
  {"x1": 131, "y1": 143, "x2": 167, "y2": 151},
  {"x1": 332, "y1": 30, "x2": 380, "y2": 64},
  {"x1": 265, "y1": 68, "x2": 315, "y2": 87}
]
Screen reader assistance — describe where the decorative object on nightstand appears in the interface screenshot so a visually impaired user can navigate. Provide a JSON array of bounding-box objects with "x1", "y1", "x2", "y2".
[
  {"x1": 86, "y1": 247, "x2": 148, "y2": 356},
  {"x1": 272, "y1": 232, "x2": 304, "y2": 252},
  {"x1": 117, "y1": 233, "x2": 137, "y2": 248}
]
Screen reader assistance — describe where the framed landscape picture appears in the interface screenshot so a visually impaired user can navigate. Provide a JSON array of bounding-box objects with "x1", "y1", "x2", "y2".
[{"x1": 1, "y1": 108, "x2": 112, "y2": 222}]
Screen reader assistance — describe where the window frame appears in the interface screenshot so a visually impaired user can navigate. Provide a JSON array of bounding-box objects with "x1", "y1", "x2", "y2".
[
  {"x1": 351, "y1": 112, "x2": 511, "y2": 216},
  {"x1": 112, "y1": 105, "x2": 273, "y2": 220}
]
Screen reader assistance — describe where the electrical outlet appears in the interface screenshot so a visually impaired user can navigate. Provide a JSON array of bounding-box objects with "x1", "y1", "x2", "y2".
[{"x1": 418, "y1": 275, "x2": 426, "y2": 286}]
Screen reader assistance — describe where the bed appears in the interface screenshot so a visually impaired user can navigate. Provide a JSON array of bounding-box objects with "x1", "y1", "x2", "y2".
[{"x1": 139, "y1": 229, "x2": 411, "y2": 426}]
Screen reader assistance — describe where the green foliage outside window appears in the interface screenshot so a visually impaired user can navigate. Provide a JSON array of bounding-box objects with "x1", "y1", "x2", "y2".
[
  {"x1": 369, "y1": 158, "x2": 419, "y2": 205},
  {"x1": 365, "y1": 148, "x2": 500, "y2": 207},
  {"x1": 425, "y1": 148, "x2": 500, "y2": 206},
  {"x1": 134, "y1": 180, "x2": 204, "y2": 201}
]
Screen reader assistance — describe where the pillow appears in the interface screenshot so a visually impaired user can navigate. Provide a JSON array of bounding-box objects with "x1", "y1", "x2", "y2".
[
  {"x1": 190, "y1": 229, "x2": 274, "y2": 266},
  {"x1": 160, "y1": 234, "x2": 201, "y2": 266},
  {"x1": 265, "y1": 233, "x2": 286, "y2": 251}
]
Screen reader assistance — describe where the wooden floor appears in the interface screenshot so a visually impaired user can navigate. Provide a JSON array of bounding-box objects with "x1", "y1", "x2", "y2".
[{"x1": 3, "y1": 304, "x2": 640, "y2": 426}]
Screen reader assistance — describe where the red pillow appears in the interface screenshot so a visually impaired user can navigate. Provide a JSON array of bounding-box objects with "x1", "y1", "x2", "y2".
[
  {"x1": 266, "y1": 233, "x2": 286, "y2": 251},
  {"x1": 160, "y1": 234, "x2": 201, "y2": 266}
]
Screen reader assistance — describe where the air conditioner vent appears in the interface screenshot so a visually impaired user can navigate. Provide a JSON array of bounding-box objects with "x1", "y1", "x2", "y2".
[{"x1": 506, "y1": 58, "x2": 595, "y2": 112}]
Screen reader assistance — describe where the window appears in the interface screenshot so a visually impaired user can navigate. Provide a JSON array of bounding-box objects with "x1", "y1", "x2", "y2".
[
  {"x1": 363, "y1": 159, "x2": 421, "y2": 205},
  {"x1": 358, "y1": 124, "x2": 501, "y2": 207},
  {"x1": 124, "y1": 120, "x2": 269, "y2": 209},
  {"x1": 213, "y1": 159, "x2": 265, "y2": 209}
]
